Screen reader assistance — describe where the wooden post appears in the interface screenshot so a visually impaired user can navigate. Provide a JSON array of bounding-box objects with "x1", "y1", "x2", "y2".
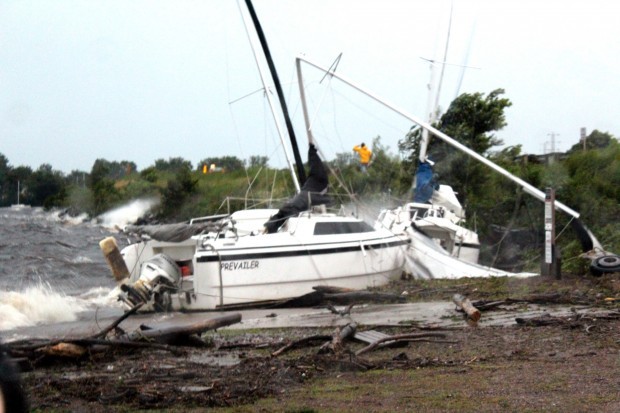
[
  {"x1": 452, "y1": 294, "x2": 481, "y2": 322},
  {"x1": 542, "y1": 188, "x2": 561, "y2": 278},
  {"x1": 99, "y1": 237, "x2": 130, "y2": 282}
]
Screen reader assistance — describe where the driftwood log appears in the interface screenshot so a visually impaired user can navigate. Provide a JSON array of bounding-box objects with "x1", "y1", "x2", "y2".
[
  {"x1": 271, "y1": 288, "x2": 404, "y2": 308},
  {"x1": 452, "y1": 294, "x2": 481, "y2": 322},
  {"x1": 119, "y1": 313, "x2": 242, "y2": 344}
]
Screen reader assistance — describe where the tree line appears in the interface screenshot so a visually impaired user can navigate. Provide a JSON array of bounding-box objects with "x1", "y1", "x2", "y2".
[{"x1": 0, "y1": 155, "x2": 258, "y2": 213}]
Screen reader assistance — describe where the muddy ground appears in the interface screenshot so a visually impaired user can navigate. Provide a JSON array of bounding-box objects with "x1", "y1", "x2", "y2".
[{"x1": 8, "y1": 274, "x2": 620, "y2": 412}]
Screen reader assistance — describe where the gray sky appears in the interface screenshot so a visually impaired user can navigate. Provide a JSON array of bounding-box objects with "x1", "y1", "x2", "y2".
[{"x1": 1, "y1": 0, "x2": 619, "y2": 173}]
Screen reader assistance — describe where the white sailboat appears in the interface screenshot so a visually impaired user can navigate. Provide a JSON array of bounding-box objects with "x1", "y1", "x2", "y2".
[
  {"x1": 398, "y1": 6, "x2": 480, "y2": 266},
  {"x1": 109, "y1": 1, "x2": 409, "y2": 311},
  {"x1": 10, "y1": 181, "x2": 30, "y2": 210}
]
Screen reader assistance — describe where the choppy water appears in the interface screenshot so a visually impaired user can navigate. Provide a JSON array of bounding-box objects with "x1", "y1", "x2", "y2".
[{"x1": 0, "y1": 203, "x2": 153, "y2": 334}]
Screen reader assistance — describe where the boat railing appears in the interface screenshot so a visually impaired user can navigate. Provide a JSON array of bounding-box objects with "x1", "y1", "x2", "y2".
[
  {"x1": 212, "y1": 196, "x2": 289, "y2": 216},
  {"x1": 189, "y1": 214, "x2": 230, "y2": 225}
]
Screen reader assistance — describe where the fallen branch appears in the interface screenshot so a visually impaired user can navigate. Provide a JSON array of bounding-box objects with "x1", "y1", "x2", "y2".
[
  {"x1": 271, "y1": 335, "x2": 332, "y2": 357},
  {"x1": 472, "y1": 293, "x2": 591, "y2": 310},
  {"x1": 355, "y1": 332, "x2": 450, "y2": 356},
  {"x1": 319, "y1": 322, "x2": 357, "y2": 354},
  {"x1": 38, "y1": 338, "x2": 184, "y2": 357},
  {"x1": 326, "y1": 304, "x2": 354, "y2": 316},
  {"x1": 515, "y1": 309, "x2": 620, "y2": 327},
  {"x1": 217, "y1": 341, "x2": 276, "y2": 350},
  {"x1": 470, "y1": 300, "x2": 507, "y2": 311},
  {"x1": 91, "y1": 302, "x2": 144, "y2": 339}
]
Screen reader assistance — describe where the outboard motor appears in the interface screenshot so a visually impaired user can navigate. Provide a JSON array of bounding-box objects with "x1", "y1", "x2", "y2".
[{"x1": 120, "y1": 253, "x2": 181, "y2": 311}]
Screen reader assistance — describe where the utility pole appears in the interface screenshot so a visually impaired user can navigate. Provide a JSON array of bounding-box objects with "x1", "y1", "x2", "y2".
[{"x1": 542, "y1": 188, "x2": 561, "y2": 279}]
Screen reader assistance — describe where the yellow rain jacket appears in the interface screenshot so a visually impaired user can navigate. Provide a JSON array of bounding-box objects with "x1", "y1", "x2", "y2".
[{"x1": 353, "y1": 144, "x2": 372, "y2": 164}]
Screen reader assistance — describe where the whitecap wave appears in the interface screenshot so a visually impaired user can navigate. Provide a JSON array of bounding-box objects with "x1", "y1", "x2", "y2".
[
  {"x1": 0, "y1": 284, "x2": 119, "y2": 331},
  {"x1": 71, "y1": 255, "x2": 94, "y2": 264},
  {"x1": 97, "y1": 198, "x2": 159, "y2": 229}
]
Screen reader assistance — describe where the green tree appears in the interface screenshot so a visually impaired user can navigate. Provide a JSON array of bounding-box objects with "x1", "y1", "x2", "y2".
[
  {"x1": 119, "y1": 160, "x2": 138, "y2": 177},
  {"x1": 159, "y1": 164, "x2": 198, "y2": 220},
  {"x1": 399, "y1": 89, "x2": 512, "y2": 205},
  {"x1": 89, "y1": 159, "x2": 121, "y2": 215},
  {"x1": 563, "y1": 140, "x2": 620, "y2": 221},
  {"x1": 0, "y1": 153, "x2": 11, "y2": 206},
  {"x1": 333, "y1": 136, "x2": 404, "y2": 204},
  {"x1": 8, "y1": 166, "x2": 33, "y2": 205},
  {"x1": 247, "y1": 155, "x2": 269, "y2": 169},
  {"x1": 567, "y1": 130, "x2": 616, "y2": 153},
  {"x1": 330, "y1": 152, "x2": 356, "y2": 172},
  {"x1": 154, "y1": 157, "x2": 193, "y2": 173},
  {"x1": 30, "y1": 164, "x2": 67, "y2": 209},
  {"x1": 140, "y1": 166, "x2": 159, "y2": 183},
  {"x1": 65, "y1": 170, "x2": 88, "y2": 188}
]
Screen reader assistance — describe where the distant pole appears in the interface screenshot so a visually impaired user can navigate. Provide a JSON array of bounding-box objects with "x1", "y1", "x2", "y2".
[
  {"x1": 580, "y1": 127, "x2": 587, "y2": 151},
  {"x1": 542, "y1": 188, "x2": 561, "y2": 278},
  {"x1": 547, "y1": 132, "x2": 559, "y2": 153}
]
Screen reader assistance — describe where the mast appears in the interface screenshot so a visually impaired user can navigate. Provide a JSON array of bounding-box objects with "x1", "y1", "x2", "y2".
[
  {"x1": 296, "y1": 59, "x2": 313, "y2": 145},
  {"x1": 420, "y1": 1, "x2": 453, "y2": 163},
  {"x1": 243, "y1": 0, "x2": 307, "y2": 187},
  {"x1": 238, "y1": 2, "x2": 300, "y2": 192}
]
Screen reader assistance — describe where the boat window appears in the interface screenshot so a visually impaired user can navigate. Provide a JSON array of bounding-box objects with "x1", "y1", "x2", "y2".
[
  {"x1": 409, "y1": 205, "x2": 429, "y2": 220},
  {"x1": 313, "y1": 221, "x2": 374, "y2": 235}
]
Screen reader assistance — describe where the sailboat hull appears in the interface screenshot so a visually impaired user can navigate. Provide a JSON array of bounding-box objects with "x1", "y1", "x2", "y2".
[
  {"x1": 118, "y1": 213, "x2": 409, "y2": 311},
  {"x1": 188, "y1": 234, "x2": 407, "y2": 309}
]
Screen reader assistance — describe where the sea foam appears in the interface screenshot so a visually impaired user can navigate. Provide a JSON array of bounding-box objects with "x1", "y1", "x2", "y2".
[{"x1": 0, "y1": 284, "x2": 116, "y2": 331}]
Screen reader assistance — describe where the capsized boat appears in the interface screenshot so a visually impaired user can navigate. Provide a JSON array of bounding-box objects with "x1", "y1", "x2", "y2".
[
  {"x1": 398, "y1": 183, "x2": 480, "y2": 265},
  {"x1": 295, "y1": 55, "x2": 620, "y2": 279}
]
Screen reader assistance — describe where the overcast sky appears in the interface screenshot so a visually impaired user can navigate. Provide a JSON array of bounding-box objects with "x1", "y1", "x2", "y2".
[{"x1": 1, "y1": 0, "x2": 618, "y2": 173}]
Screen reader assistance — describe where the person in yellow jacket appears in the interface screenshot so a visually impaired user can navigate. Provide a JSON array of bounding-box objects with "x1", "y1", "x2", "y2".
[{"x1": 353, "y1": 142, "x2": 372, "y2": 173}]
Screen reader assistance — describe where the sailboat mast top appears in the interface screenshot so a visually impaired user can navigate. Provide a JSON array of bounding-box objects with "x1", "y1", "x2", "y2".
[
  {"x1": 295, "y1": 55, "x2": 580, "y2": 219},
  {"x1": 243, "y1": 0, "x2": 306, "y2": 189},
  {"x1": 296, "y1": 58, "x2": 313, "y2": 145},
  {"x1": 420, "y1": 2, "x2": 454, "y2": 163}
]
